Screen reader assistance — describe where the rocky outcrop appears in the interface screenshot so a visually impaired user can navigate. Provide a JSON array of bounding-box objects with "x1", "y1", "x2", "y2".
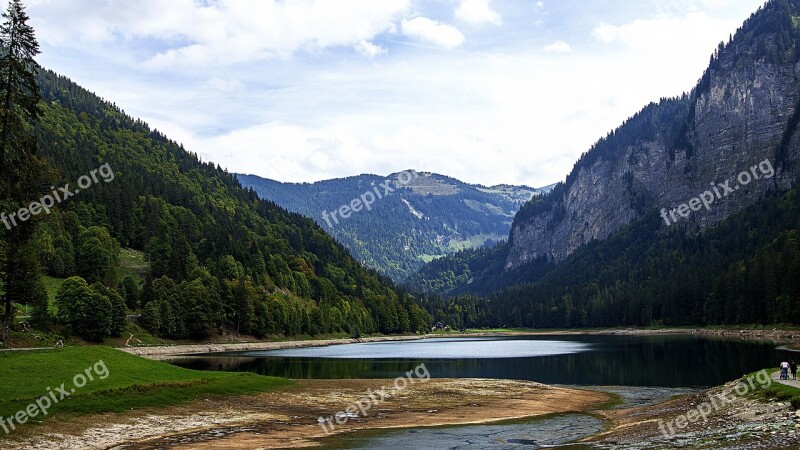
[{"x1": 506, "y1": 5, "x2": 800, "y2": 270}]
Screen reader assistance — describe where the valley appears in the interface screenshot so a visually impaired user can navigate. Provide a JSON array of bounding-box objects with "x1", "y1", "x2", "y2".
[
  {"x1": 2, "y1": 0, "x2": 800, "y2": 449},
  {"x1": 237, "y1": 172, "x2": 553, "y2": 281}
]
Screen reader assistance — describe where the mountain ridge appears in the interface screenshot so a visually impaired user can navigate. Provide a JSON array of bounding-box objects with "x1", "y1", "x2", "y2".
[
  {"x1": 505, "y1": 0, "x2": 800, "y2": 270},
  {"x1": 237, "y1": 171, "x2": 554, "y2": 281}
]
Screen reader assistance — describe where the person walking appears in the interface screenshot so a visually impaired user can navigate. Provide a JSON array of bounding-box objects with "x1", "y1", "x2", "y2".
[
  {"x1": 780, "y1": 361, "x2": 790, "y2": 380},
  {"x1": 791, "y1": 361, "x2": 798, "y2": 380}
]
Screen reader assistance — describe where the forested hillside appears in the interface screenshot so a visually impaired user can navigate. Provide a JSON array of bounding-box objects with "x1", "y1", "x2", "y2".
[
  {"x1": 238, "y1": 172, "x2": 551, "y2": 281},
  {"x1": 420, "y1": 185, "x2": 800, "y2": 328},
  {"x1": 1, "y1": 68, "x2": 430, "y2": 342}
]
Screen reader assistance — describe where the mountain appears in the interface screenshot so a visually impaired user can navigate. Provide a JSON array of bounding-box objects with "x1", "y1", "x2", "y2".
[
  {"x1": 237, "y1": 171, "x2": 554, "y2": 281},
  {"x1": 506, "y1": 0, "x2": 800, "y2": 269},
  {"x1": 18, "y1": 69, "x2": 431, "y2": 340},
  {"x1": 410, "y1": 0, "x2": 800, "y2": 327}
]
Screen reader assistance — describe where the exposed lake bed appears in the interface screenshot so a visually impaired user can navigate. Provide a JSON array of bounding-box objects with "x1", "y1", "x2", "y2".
[{"x1": 1, "y1": 378, "x2": 612, "y2": 449}]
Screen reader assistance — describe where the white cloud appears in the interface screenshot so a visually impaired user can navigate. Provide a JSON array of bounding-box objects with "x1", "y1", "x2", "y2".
[
  {"x1": 401, "y1": 17, "x2": 465, "y2": 49},
  {"x1": 543, "y1": 40, "x2": 571, "y2": 53},
  {"x1": 355, "y1": 40, "x2": 387, "y2": 57},
  {"x1": 208, "y1": 77, "x2": 244, "y2": 93},
  {"x1": 592, "y1": 23, "x2": 618, "y2": 43},
  {"x1": 455, "y1": 0, "x2": 502, "y2": 26},
  {"x1": 195, "y1": 122, "x2": 374, "y2": 182},
  {"x1": 28, "y1": 0, "x2": 767, "y2": 187},
  {"x1": 192, "y1": 119, "x2": 530, "y2": 187},
  {"x1": 28, "y1": 0, "x2": 411, "y2": 68},
  {"x1": 591, "y1": 13, "x2": 733, "y2": 51}
]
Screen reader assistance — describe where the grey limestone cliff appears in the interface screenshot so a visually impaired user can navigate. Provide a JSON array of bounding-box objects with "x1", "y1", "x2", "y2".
[{"x1": 506, "y1": 13, "x2": 800, "y2": 269}]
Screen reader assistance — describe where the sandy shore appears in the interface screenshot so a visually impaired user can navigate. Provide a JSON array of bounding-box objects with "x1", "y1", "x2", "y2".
[
  {"x1": 119, "y1": 335, "x2": 428, "y2": 359},
  {"x1": 1, "y1": 378, "x2": 611, "y2": 449}
]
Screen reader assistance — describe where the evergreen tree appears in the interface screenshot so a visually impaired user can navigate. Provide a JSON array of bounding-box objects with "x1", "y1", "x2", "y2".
[
  {"x1": 76, "y1": 226, "x2": 120, "y2": 284},
  {"x1": 29, "y1": 276, "x2": 50, "y2": 330},
  {"x1": 0, "y1": 0, "x2": 43, "y2": 340},
  {"x1": 121, "y1": 275, "x2": 140, "y2": 310},
  {"x1": 91, "y1": 282, "x2": 127, "y2": 337}
]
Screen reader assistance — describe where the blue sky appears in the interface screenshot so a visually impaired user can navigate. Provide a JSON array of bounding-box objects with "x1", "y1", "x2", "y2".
[{"x1": 26, "y1": 0, "x2": 765, "y2": 186}]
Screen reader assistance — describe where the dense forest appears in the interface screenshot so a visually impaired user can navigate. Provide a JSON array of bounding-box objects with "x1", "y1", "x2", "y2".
[
  {"x1": 420, "y1": 184, "x2": 800, "y2": 329},
  {"x1": 7, "y1": 0, "x2": 800, "y2": 342}
]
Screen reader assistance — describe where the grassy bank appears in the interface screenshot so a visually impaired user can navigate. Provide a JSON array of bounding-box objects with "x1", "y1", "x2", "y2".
[
  {"x1": 0, "y1": 346, "x2": 292, "y2": 429},
  {"x1": 752, "y1": 371, "x2": 800, "y2": 408}
]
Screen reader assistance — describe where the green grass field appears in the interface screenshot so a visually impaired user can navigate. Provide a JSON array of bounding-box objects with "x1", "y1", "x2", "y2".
[
  {"x1": 0, "y1": 346, "x2": 292, "y2": 425},
  {"x1": 750, "y1": 370, "x2": 800, "y2": 408},
  {"x1": 42, "y1": 275, "x2": 64, "y2": 314},
  {"x1": 117, "y1": 248, "x2": 148, "y2": 281}
]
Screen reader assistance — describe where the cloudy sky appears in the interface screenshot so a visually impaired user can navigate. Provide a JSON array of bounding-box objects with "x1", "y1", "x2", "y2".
[{"x1": 26, "y1": 0, "x2": 765, "y2": 187}]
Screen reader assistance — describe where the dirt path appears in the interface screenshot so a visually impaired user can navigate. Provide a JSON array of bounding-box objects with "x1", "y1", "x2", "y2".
[
  {"x1": 0, "y1": 347, "x2": 53, "y2": 352},
  {"x1": 772, "y1": 370, "x2": 800, "y2": 388}
]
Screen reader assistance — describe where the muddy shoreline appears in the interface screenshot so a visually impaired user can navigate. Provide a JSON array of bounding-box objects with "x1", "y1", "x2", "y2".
[
  {"x1": 119, "y1": 335, "x2": 428, "y2": 358},
  {"x1": 586, "y1": 377, "x2": 800, "y2": 449}
]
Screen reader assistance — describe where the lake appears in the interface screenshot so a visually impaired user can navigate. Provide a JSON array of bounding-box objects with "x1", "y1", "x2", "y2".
[{"x1": 167, "y1": 334, "x2": 793, "y2": 387}]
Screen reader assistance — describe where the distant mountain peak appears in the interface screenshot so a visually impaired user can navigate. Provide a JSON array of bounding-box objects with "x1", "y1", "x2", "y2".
[{"x1": 237, "y1": 171, "x2": 549, "y2": 281}]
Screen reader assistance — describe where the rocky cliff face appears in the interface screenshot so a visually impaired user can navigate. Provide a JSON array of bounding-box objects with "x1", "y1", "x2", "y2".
[{"x1": 506, "y1": 6, "x2": 800, "y2": 270}]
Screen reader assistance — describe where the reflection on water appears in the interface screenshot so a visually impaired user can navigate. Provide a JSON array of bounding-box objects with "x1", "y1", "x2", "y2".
[
  {"x1": 249, "y1": 338, "x2": 592, "y2": 359},
  {"x1": 168, "y1": 334, "x2": 791, "y2": 387},
  {"x1": 316, "y1": 414, "x2": 603, "y2": 450}
]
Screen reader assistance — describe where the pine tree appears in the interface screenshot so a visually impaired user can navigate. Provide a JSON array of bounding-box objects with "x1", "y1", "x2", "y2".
[
  {"x1": 29, "y1": 275, "x2": 50, "y2": 330},
  {"x1": 0, "y1": 0, "x2": 43, "y2": 341}
]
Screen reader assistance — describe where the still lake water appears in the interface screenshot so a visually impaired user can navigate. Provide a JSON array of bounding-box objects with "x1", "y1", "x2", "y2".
[{"x1": 168, "y1": 334, "x2": 794, "y2": 387}]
